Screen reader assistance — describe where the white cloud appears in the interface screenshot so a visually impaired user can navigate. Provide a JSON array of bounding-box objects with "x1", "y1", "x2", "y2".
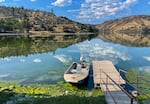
[
  {"x1": 30, "y1": 0, "x2": 36, "y2": 2},
  {"x1": 33, "y1": 58, "x2": 41, "y2": 63},
  {"x1": 143, "y1": 56, "x2": 150, "y2": 61},
  {"x1": 51, "y1": 0, "x2": 72, "y2": 7},
  {"x1": 0, "y1": 0, "x2": 5, "y2": 2},
  {"x1": 69, "y1": 0, "x2": 137, "y2": 22}
]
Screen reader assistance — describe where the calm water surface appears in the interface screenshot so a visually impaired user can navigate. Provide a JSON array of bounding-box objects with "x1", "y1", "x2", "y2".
[{"x1": 0, "y1": 38, "x2": 150, "y2": 84}]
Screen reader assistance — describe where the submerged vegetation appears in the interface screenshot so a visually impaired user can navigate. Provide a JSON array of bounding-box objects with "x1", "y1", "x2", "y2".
[
  {"x1": 126, "y1": 69, "x2": 150, "y2": 103},
  {"x1": 48, "y1": 70, "x2": 65, "y2": 75},
  {"x1": 0, "y1": 82, "x2": 105, "y2": 104}
]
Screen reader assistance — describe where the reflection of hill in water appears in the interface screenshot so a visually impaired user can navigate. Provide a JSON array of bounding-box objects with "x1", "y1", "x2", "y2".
[
  {"x1": 98, "y1": 33, "x2": 150, "y2": 47},
  {"x1": 0, "y1": 35, "x2": 96, "y2": 58}
]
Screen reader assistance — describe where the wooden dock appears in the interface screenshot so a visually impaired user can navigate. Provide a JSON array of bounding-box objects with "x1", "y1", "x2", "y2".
[
  {"x1": 93, "y1": 60, "x2": 125, "y2": 88},
  {"x1": 93, "y1": 60, "x2": 138, "y2": 104}
]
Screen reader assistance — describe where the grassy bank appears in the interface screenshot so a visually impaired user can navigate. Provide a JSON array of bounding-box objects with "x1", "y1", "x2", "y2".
[
  {"x1": 0, "y1": 82, "x2": 106, "y2": 104},
  {"x1": 126, "y1": 69, "x2": 150, "y2": 104}
]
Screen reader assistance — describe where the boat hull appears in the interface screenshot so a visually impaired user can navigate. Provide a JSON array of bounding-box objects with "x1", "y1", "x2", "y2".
[{"x1": 64, "y1": 62, "x2": 89, "y2": 84}]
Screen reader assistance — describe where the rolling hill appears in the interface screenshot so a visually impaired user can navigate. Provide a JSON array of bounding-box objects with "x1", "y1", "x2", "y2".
[
  {"x1": 0, "y1": 6, "x2": 97, "y2": 34},
  {"x1": 96, "y1": 15, "x2": 150, "y2": 46}
]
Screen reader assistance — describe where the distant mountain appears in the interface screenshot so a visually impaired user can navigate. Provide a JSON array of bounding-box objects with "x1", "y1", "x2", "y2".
[
  {"x1": 0, "y1": 6, "x2": 97, "y2": 34},
  {"x1": 96, "y1": 15, "x2": 150, "y2": 46}
]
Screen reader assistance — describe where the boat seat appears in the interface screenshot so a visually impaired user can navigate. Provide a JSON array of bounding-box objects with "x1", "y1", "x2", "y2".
[
  {"x1": 72, "y1": 63, "x2": 77, "y2": 69},
  {"x1": 70, "y1": 69, "x2": 77, "y2": 73}
]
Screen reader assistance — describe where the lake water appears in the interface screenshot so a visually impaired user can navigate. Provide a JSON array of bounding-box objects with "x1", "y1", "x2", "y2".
[{"x1": 0, "y1": 37, "x2": 150, "y2": 84}]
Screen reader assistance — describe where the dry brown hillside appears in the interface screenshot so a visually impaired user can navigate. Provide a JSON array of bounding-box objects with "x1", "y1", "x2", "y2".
[
  {"x1": 96, "y1": 15, "x2": 150, "y2": 35},
  {"x1": 96, "y1": 15, "x2": 150, "y2": 46},
  {"x1": 0, "y1": 6, "x2": 97, "y2": 33}
]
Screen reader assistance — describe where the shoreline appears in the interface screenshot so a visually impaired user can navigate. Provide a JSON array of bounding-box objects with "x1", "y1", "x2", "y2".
[
  {"x1": 0, "y1": 32, "x2": 94, "y2": 36},
  {"x1": 0, "y1": 82, "x2": 105, "y2": 104}
]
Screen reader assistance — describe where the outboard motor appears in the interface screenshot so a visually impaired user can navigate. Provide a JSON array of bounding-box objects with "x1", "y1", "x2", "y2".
[
  {"x1": 80, "y1": 56, "x2": 86, "y2": 63},
  {"x1": 80, "y1": 56, "x2": 86, "y2": 68}
]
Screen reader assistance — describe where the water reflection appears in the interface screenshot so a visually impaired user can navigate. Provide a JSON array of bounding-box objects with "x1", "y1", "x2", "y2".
[
  {"x1": 0, "y1": 34, "x2": 97, "y2": 84},
  {"x1": 76, "y1": 39, "x2": 131, "y2": 64},
  {"x1": 0, "y1": 34, "x2": 96, "y2": 58},
  {"x1": 98, "y1": 33, "x2": 150, "y2": 47},
  {"x1": 54, "y1": 55, "x2": 72, "y2": 65},
  {"x1": 0, "y1": 35, "x2": 150, "y2": 84}
]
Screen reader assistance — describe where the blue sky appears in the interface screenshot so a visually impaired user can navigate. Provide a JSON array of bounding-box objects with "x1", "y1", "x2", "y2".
[{"x1": 0, "y1": 0, "x2": 150, "y2": 24}]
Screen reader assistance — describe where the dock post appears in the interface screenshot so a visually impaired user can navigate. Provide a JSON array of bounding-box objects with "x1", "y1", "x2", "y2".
[
  {"x1": 136, "y1": 76, "x2": 139, "y2": 89},
  {"x1": 130, "y1": 98, "x2": 133, "y2": 104}
]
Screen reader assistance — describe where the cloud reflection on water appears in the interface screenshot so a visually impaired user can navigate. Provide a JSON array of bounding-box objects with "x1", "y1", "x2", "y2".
[
  {"x1": 0, "y1": 57, "x2": 12, "y2": 61},
  {"x1": 0, "y1": 73, "x2": 10, "y2": 78},
  {"x1": 76, "y1": 40, "x2": 131, "y2": 64},
  {"x1": 33, "y1": 58, "x2": 42, "y2": 63},
  {"x1": 139, "y1": 66, "x2": 150, "y2": 73},
  {"x1": 20, "y1": 59, "x2": 26, "y2": 62},
  {"x1": 54, "y1": 54, "x2": 72, "y2": 65},
  {"x1": 143, "y1": 56, "x2": 150, "y2": 61}
]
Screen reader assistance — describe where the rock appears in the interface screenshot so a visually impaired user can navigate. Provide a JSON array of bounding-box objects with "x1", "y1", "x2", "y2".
[
  {"x1": 25, "y1": 95, "x2": 30, "y2": 98},
  {"x1": 17, "y1": 96, "x2": 33, "y2": 103},
  {"x1": 17, "y1": 97, "x2": 26, "y2": 102}
]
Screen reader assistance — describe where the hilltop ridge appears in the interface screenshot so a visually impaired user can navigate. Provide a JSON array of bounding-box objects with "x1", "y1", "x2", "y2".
[
  {"x1": 96, "y1": 15, "x2": 150, "y2": 35},
  {"x1": 0, "y1": 6, "x2": 97, "y2": 34}
]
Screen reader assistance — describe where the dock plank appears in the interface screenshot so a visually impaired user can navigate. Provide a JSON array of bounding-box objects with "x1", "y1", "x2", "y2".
[
  {"x1": 93, "y1": 60, "x2": 125, "y2": 88},
  {"x1": 93, "y1": 60, "x2": 138, "y2": 104}
]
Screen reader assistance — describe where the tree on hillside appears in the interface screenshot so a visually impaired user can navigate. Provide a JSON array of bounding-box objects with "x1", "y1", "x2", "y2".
[
  {"x1": 0, "y1": 18, "x2": 22, "y2": 32},
  {"x1": 142, "y1": 27, "x2": 150, "y2": 35},
  {"x1": 50, "y1": 8, "x2": 54, "y2": 14},
  {"x1": 11, "y1": 7, "x2": 15, "y2": 17},
  {"x1": 23, "y1": 13, "x2": 30, "y2": 33}
]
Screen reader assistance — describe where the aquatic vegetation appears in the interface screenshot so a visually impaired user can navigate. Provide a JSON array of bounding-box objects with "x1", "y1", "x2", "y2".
[
  {"x1": 48, "y1": 70, "x2": 65, "y2": 75},
  {"x1": 137, "y1": 94, "x2": 150, "y2": 104},
  {"x1": 126, "y1": 69, "x2": 150, "y2": 93},
  {"x1": 126, "y1": 69, "x2": 150, "y2": 103},
  {"x1": 0, "y1": 82, "x2": 105, "y2": 104}
]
